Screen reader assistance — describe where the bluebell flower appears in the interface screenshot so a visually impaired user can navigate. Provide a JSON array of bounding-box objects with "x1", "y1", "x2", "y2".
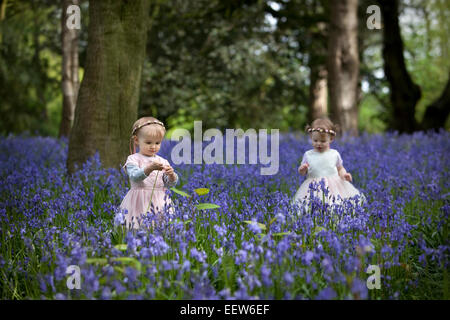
[
  {"x1": 302, "y1": 251, "x2": 314, "y2": 266},
  {"x1": 316, "y1": 287, "x2": 337, "y2": 300}
]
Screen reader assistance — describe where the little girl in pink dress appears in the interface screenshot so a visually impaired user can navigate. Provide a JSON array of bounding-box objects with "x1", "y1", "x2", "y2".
[
  {"x1": 293, "y1": 118, "x2": 365, "y2": 208},
  {"x1": 118, "y1": 117, "x2": 178, "y2": 229}
]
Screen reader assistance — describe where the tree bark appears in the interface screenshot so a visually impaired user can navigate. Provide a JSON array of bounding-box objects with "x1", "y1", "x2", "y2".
[
  {"x1": 421, "y1": 72, "x2": 450, "y2": 130},
  {"x1": 59, "y1": 0, "x2": 80, "y2": 138},
  {"x1": 67, "y1": 0, "x2": 151, "y2": 174},
  {"x1": 377, "y1": 0, "x2": 421, "y2": 133},
  {"x1": 327, "y1": 0, "x2": 360, "y2": 136},
  {"x1": 30, "y1": 1, "x2": 48, "y2": 122},
  {"x1": 308, "y1": 63, "x2": 328, "y2": 122},
  {"x1": 0, "y1": 0, "x2": 7, "y2": 45}
]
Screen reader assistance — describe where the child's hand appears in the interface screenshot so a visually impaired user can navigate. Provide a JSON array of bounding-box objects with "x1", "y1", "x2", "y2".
[
  {"x1": 145, "y1": 161, "x2": 164, "y2": 174},
  {"x1": 298, "y1": 163, "x2": 309, "y2": 175},
  {"x1": 163, "y1": 165, "x2": 176, "y2": 180},
  {"x1": 341, "y1": 172, "x2": 352, "y2": 182}
]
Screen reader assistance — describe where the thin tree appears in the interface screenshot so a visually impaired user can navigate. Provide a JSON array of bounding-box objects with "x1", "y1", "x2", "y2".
[
  {"x1": 59, "y1": 0, "x2": 79, "y2": 138},
  {"x1": 0, "y1": 0, "x2": 7, "y2": 44},
  {"x1": 307, "y1": 9, "x2": 329, "y2": 122},
  {"x1": 377, "y1": 0, "x2": 421, "y2": 133},
  {"x1": 309, "y1": 63, "x2": 328, "y2": 121},
  {"x1": 421, "y1": 71, "x2": 450, "y2": 130},
  {"x1": 67, "y1": 0, "x2": 151, "y2": 173},
  {"x1": 327, "y1": 0, "x2": 360, "y2": 136}
]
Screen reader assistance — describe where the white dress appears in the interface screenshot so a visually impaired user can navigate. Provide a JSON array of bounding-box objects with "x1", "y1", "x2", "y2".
[{"x1": 293, "y1": 149, "x2": 365, "y2": 207}]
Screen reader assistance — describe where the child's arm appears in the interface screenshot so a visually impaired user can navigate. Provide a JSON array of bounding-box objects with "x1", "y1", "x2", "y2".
[
  {"x1": 337, "y1": 165, "x2": 352, "y2": 182},
  {"x1": 126, "y1": 162, "x2": 164, "y2": 182},
  {"x1": 162, "y1": 165, "x2": 178, "y2": 187},
  {"x1": 298, "y1": 163, "x2": 309, "y2": 176},
  {"x1": 298, "y1": 152, "x2": 309, "y2": 176},
  {"x1": 126, "y1": 164, "x2": 148, "y2": 182}
]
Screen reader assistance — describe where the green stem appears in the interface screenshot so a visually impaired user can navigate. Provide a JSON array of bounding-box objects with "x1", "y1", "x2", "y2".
[{"x1": 146, "y1": 170, "x2": 160, "y2": 213}]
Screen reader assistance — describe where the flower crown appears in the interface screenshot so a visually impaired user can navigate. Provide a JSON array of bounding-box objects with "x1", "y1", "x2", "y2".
[
  {"x1": 308, "y1": 127, "x2": 336, "y2": 136},
  {"x1": 132, "y1": 120, "x2": 165, "y2": 136}
]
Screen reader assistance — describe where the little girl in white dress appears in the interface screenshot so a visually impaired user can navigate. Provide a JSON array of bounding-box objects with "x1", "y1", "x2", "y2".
[{"x1": 293, "y1": 118, "x2": 365, "y2": 208}]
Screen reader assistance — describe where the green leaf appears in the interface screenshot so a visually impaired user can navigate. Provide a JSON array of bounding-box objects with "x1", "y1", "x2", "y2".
[
  {"x1": 113, "y1": 266, "x2": 125, "y2": 274},
  {"x1": 194, "y1": 188, "x2": 210, "y2": 196},
  {"x1": 268, "y1": 217, "x2": 277, "y2": 226},
  {"x1": 244, "y1": 220, "x2": 267, "y2": 231},
  {"x1": 114, "y1": 244, "x2": 128, "y2": 251},
  {"x1": 169, "y1": 219, "x2": 192, "y2": 225},
  {"x1": 313, "y1": 226, "x2": 326, "y2": 235},
  {"x1": 112, "y1": 257, "x2": 142, "y2": 272},
  {"x1": 170, "y1": 187, "x2": 191, "y2": 198},
  {"x1": 86, "y1": 258, "x2": 108, "y2": 265},
  {"x1": 194, "y1": 203, "x2": 221, "y2": 210},
  {"x1": 272, "y1": 232, "x2": 290, "y2": 237}
]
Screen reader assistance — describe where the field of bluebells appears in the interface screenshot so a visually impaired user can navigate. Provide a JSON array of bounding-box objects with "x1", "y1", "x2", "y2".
[{"x1": 0, "y1": 130, "x2": 448, "y2": 300}]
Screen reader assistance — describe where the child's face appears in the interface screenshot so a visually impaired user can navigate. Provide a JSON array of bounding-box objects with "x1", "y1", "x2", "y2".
[
  {"x1": 311, "y1": 131, "x2": 333, "y2": 152},
  {"x1": 135, "y1": 128, "x2": 163, "y2": 157}
]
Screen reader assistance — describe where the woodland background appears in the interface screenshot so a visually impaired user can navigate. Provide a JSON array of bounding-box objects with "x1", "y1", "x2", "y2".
[{"x1": 0, "y1": 0, "x2": 449, "y2": 170}]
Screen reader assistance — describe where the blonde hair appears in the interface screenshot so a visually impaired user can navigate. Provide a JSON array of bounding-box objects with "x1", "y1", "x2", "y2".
[
  {"x1": 305, "y1": 117, "x2": 339, "y2": 138},
  {"x1": 129, "y1": 116, "x2": 166, "y2": 154}
]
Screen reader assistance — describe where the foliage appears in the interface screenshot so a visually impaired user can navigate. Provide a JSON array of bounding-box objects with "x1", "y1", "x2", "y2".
[
  {"x1": 0, "y1": 0, "x2": 449, "y2": 136},
  {"x1": 0, "y1": 0, "x2": 89, "y2": 136},
  {"x1": 140, "y1": 0, "x2": 309, "y2": 132}
]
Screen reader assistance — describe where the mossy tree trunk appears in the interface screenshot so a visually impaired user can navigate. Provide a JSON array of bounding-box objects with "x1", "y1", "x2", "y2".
[
  {"x1": 377, "y1": 0, "x2": 421, "y2": 133},
  {"x1": 67, "y1": 0, "x2": 151, "y2": 173},
  {"x1": 421, "y1": 72, "x2": 450, "y2": 130}
]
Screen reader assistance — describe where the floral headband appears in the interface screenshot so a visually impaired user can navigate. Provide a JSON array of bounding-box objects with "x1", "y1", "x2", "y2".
[
  {"x1": 308, "y1": 127, "x2": 336, "y2": 136},
  {"x1": 132, "y1": 120, "x2": 165, "y2": 136}
]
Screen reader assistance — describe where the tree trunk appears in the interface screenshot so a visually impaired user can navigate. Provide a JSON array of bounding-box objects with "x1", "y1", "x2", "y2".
[
  {"x1": 31, "y1": 1, "x2": 48, "y2": 122},
  {"x1": 308, "y1": 63, "x2": 328, "y2": 122},
  {"x1": 377, "y1": 0, "x2": 421, "y2": 133},
  {"x1": 59, "y1": 0, "x2": 80, "y2": 138},
  {"x1": 327, "y1": 0, "x2": 360, "y2": 136},
  {"x1": 67, "y1": 0, "x2": 151, "y2": 174},
  {"x1": 0, "y1": 0, "x2": 7, "y2": 44},
  {"x1": 421, "y1": 72, "x2": 450, "y2": 130}
]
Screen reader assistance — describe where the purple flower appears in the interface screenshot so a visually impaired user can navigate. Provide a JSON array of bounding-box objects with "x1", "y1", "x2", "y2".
[
  {"x1": 114, "y1": 210, "x2": 125, "y2": 226},
  {"x1": 351, "y1": 279, "x2": 368, "y2": 299},
  {"x1": 260, "y1": 265, "x2": 272, "y2": 287},
  {"x1": 316, "y1": 287, "x2": 337, "y2": 300},
  {"x1": 55, "y1": 293, "x2": 66, "y2": 300},
  {"x1": 302, "y1": 251, "x2": 314, "y2": 266},
  {"x1": 181, "y1": 260, "x2": 191, "y2": 272},
  {"x1": 235, "y1": 250, "x2": 248, "y2": 265},
  {"x1": 190, "y1": 248, "x2": 207, "y2": 264},
  {"x1": 124, "y1": 267, "x2": 140, "y2": 283},
  {"x1": 320, "y1": 258, "x2": 333, "y2": 274},
  {"x1": 283, "y1": 272, "x2": 294, "y2": 286},
  {"x1": 101, "y1": 286, "x2": 112, "y2": 300}
]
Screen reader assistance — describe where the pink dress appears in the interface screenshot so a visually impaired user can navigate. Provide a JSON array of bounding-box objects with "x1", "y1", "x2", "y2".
[
  {"x1": 119, "y1": 153, "x2": 178, "y2": 229},
  {"x1": 293, "y1": 149, "x2": 365, "y2": 207}
]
